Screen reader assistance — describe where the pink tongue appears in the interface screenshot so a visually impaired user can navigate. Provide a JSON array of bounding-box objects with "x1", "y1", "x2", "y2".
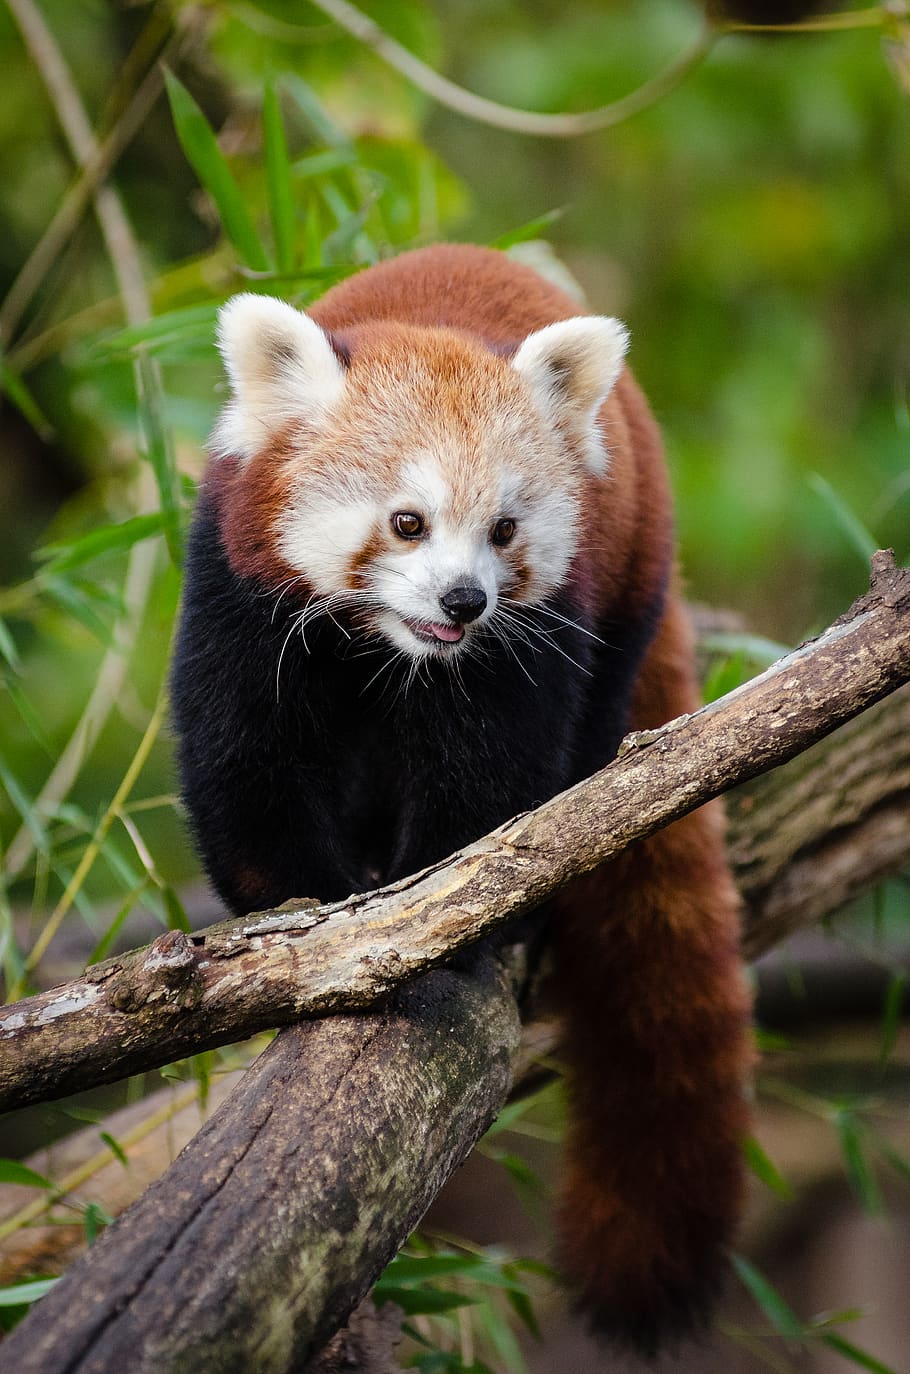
[{"x1": 427, "y1": 621, "x2": 464, "y2": 643}]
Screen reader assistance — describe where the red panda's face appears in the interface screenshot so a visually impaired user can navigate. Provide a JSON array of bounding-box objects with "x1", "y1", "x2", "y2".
[{"x1": 213, "y1": 297, "x2": 628, "y2": 660}]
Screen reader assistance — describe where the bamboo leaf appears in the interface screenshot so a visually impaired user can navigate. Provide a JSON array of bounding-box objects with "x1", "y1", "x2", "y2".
[
  {"x1": 0, "y1": 1279, "x2": 57, "y2": 1307},
  {"x1": 100, "y1": 1132, "x2": 129, "y2": 1168},
  {"x1": 88, "y1": 304, "x2": 220, "y2": 362},
  {"x1": 0, "y1": 615, "x2": 20, "y2": 670},
  {"x1": 88, "y1": 881, "x2": 150, "y2": 964},
  {"x1": 732, "y1": 1254, "x2": 805, "y2": 1338},
  {"x1": 162, "y1": 885, "x2": 192, "y2": 933},
  {"x1": 701, "y1": 631, "x2": 791, "y2": 666},
  {"x1": 484, "y1": 1148, "x2": 546, "y2": 1205},
  {"x1": 0, "y1": 760, "x2": 48, "y2": 852},
  {"x1": 37, "y1": 513, "x2": 164, "y2": 574},
  {"x1": 83, "y1": 1201, "x2": 112, "y2": 1246},
  {"x1": 808, "y1": 474, "x2": 879, "y2": 564},
  {"x1": 836, "y1": 1112, "x2": 884, "y2": 1216},
  {"x1": 43, "y1": 578, "x2": 116, "y2": 645},
  {"x1": 505, "y1": 1285, "x2": 541, "y2": 1342},
  {"x1": 476, "y1": 1297, "x2": 527, "y2": 1372},
  {"x1": 291, "y1": 147, "x2": 358, "y2": 179},
  {"x1": 383, "y1": 1255, "x2": 483, "y2": 1283},
  {"x1": 135, "y1": 350, "x2": 183, "y2": 567},
  {"x1": 702, "y1": 650, "x2": 749, "y2": 702},
  {"x1": 281, "y1": 73, "x2": 353, "y2": 150},
  {"x1": 820, "y1": 1331, "x2": 899, "y2": 1374},
  {"x1": 164, "y1": 70, "x2": 269, "y2": 272},
  {"x1": 5, "y1": 680, "x2": 54, "y2": 758},
  {"x1": 493, "y1": 208, "x2": 565, "y2": 250},
  {"x1": 373, "y1": 1286, "x2": 479, "y2": 1316},
  {"x1": 263, "y1": 80, "x2": 296, "y2": 274},
  {"x1": 190, "y1": 1052, "x2": 213, "y2": 1112},
  {"x1": 0, "y1": 1159, "x2": 54, "y2": 1190},
  {"x1": 0, "y1": 357, "x2": 53, "y2": 440},
  {"x1": 380, "y1": 1253, "x2": 528, "y2": 1293},
  {"x1": 870, "y1": 1131, "x2": 910, "y2": 1186},
  {"x1": 809, "y1": 1308, "x2": 870, "y2": 1329},
  {"x1": 743, "y1": 1135, "x2": 794, "y2": 1200},
  {"x1": 878, "y1": 971, "x2": 906, "y2": 1068}
]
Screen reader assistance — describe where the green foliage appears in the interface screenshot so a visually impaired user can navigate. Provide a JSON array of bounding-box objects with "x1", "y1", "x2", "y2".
[
  {"x1": 0, "y1": 1159, "x2": 54, "y2": 1190},
  {"x1": 742, "y1": 1134, "x2": 794, "y2": 1201},
  {"x1": 164, "y1": 70, "x2": 271, "y2": 273},
  {"x1": 0, "y1": 1278, "x2": 58, "y2": 1310},
  {"x1": 377, "y1": 1239, "x2": 550, "y2": 1372},
  {"x1": 731, "y1": 1255, "x2": 902, "y2": 1374},
  {"x1": 82, "y1": 1200, "x2": 113, "y2": 1246}
]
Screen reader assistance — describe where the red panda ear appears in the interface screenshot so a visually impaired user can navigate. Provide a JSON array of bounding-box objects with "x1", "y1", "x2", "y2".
[
  {"x1": 512, "y1": 317, "x2": 629, "y2": 475},
  {"x1": 212, "y1": 294, "x2": 347, "y2": 459}
]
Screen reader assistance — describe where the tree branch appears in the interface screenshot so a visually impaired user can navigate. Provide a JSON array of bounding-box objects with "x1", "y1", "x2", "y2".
[
  {"x1": 300, "y1": 1, "x2": 890, "y2": 139},
  {"x1": 3, "y1": 686, "x2": 905, "y2": 1288},
  {"x1": 2, "y1": 552, "x2": 908, "y2": 1112},
  {"x1": 733, "y1": 680, "x2": 910, "y2": 958},
  {"x1": 1, "y1": 954, "x2": 519, "y2": 1374},
  {"x1": 307, "y1": 0, "x2": 718, "y2": 137}
]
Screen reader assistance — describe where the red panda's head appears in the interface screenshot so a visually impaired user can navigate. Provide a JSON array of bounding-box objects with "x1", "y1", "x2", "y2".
[{"x1": 212, "y1": 294, "x2": 628, "y2": 659}]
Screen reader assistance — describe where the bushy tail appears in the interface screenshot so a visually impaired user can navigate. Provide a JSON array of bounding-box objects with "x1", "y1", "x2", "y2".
[{"x1": 551, "y1": 601, "x2": 753, "y2": 1354}]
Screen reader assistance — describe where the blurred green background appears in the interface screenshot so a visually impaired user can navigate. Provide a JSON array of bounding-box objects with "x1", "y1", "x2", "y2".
[{"x1": 0, "y1": 1, "x2": 908, "y2": 1369}]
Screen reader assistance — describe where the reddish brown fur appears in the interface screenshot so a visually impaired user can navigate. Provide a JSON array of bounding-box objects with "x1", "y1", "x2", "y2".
[
  {"x1": 208, "y1": 246, "x2": 752, "y2": 1346},
  {"x1": 213, "y1": 440, "x2": 303, "y2": 586},
  {"x1": 553, "y1": 596, "x2": 752, "y2": 1344}
]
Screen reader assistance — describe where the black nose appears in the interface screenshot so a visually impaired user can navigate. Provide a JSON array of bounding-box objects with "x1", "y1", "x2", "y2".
[{"x1": 439, "y1": 584, "x2": 487, "y2": 624}]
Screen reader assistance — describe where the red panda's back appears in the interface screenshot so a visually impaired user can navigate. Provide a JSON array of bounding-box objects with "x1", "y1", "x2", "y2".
[{"x1": 310, "y1": 243, "x2": 584, "y2": 341}]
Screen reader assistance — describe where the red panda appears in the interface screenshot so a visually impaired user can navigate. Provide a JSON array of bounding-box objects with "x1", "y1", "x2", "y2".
[{"x1": 171, "y1": 243, "x2": 752, "y2": 1354}]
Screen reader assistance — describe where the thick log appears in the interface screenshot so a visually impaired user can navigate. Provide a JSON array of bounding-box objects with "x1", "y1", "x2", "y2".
[
  {"x1": 0, "y1": 953, "x2": 520, "y2": 1373},
  {"x1": 1, "y1": 552, "x2": 909, "y2": 1112},
  {"x1": 0, "y1": 1069, "x2": 249, "y2": 1284},
  {"x1": 302, "y1": 1300, "x2": 405, "y2": 1374},
  {"x1": 731, "y1": 681, "x2": 910, "y2": 957}
]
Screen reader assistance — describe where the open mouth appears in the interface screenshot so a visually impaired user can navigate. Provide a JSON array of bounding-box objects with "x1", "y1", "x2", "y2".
[{"x1": 404, "y1": 619, "x2": 465, "y2": 647}]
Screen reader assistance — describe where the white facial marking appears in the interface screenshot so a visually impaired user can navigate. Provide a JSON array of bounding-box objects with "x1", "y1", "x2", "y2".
[
  {"x1": 256, "y1": 323, "x2": 620, "y2": 662},
  {"x1": 278, "y1": 485, "x2": 378, "y2": 595},
  {"x1": 362, "y1": 456, "x2": 498, "y2": 656}
]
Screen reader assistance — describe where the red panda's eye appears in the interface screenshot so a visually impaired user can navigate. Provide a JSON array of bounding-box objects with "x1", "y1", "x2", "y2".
[
  {"x1": 491, "y1": 518, "x2": 516, "y2": 546},
  {"x1": 392, "y1": 511, "x2": 425, "y2": 539}
]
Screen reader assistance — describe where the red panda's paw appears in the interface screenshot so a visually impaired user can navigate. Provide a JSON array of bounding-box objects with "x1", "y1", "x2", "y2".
[{"x1": 556, "y1": 1176, "x2": 740, "y2": 1358}]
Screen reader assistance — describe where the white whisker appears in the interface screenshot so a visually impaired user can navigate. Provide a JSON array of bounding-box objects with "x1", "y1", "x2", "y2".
[
  {"x1": 485, "y1": 620, "x2": 538, "y2": 687},
  {"x1": 518, "y1": 601, "x2": 605, "y2": 645},
  {"x1": 491, "y1": 605, "x2": 593, "y2": 676},
  {"x1": 275, "y1": 611, "x2": 305, "y2": 702}
]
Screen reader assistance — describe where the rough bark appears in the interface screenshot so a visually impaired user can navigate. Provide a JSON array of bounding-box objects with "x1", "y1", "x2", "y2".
[
  {"x1": 2, "y1": 552, "x2": 909, "y2": 1113},
  {"x1": 0, "y1": 952, "x2": 519, "y2": 1373},
  {"x1": 302, "y1": 1300, "x2": 405, "y2": 1374},
  {"x1": 0, "y1": 1068, "x2": 250, "y2": 1284},
  {"x1": 731, "y1": 680, "x2": 910, "y2": 958}
]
